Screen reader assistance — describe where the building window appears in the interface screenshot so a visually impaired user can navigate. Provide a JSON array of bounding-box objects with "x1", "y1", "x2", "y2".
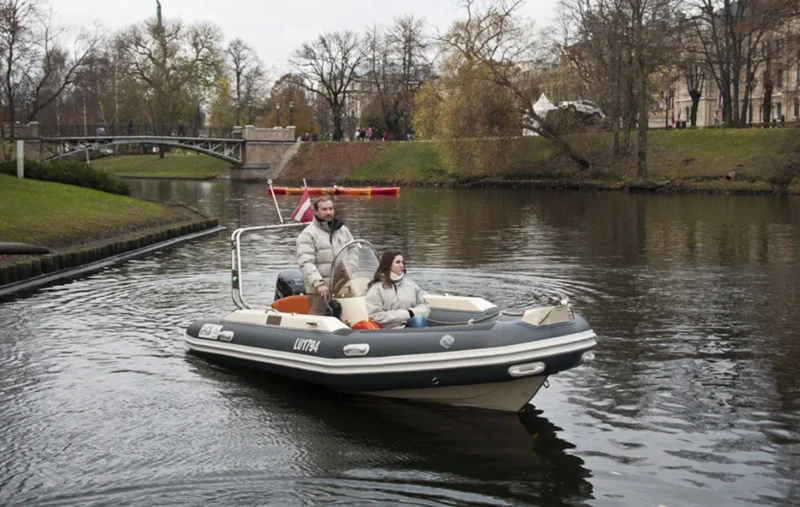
[
  {"x1": 776, "y1": 70, "x2": 783, "y2": 89},
  {"x1": 796, "y1": 59, "x2": 800, "y2": 89}
]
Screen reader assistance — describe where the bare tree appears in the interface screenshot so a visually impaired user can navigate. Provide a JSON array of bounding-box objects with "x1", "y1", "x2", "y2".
[
  {"x1": 441, "y1": 0, "x2": 591, "y2": 169},
  {"x1": 23, "y1": 18, "x2": 102, "y2": 124},
  {"x1": 628, "y1": 0, "x2": 680, "y2": 179},
  {"x1": 682, "y1": 61, "x2": 705, "y2": 126},
  {"x1": 362, "y1": 15, "x2": 431, "y2": 138},
  {"x1": 226, "y1": 38, "x2": 265, "y2": 125},
  {"x1": 118, "y1": 17, "x2": 222, "y2": 139},
  {"x1": 0, "y1": 0, "x2": 38, "y2": 139},
  {"x1": 290, "y1": 30, "x2": 363, "y2": 141},
  {"x1": 687, "y1": 0, "x2": 796, "y2": 127},
  {"x1": 557, "y1": 0, "x2": 637, "y2": 157}
]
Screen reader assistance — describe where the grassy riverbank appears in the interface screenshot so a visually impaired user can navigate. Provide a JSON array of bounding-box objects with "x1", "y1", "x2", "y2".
[
  {"x1": 91, "y1": 152, "x2": 230, "y2": 179},
  {"x1": 83, "y1": 129, "x2": 800, "y2": 193},
  {"x1": 282, "y1": 128, "x2": 800, "y2": 194},
  {"x1": 0, "y1": 174, "x2": 195, "y2": 249}
]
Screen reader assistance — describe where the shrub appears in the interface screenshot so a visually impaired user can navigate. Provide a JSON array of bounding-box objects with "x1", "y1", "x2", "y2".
[{"x1": 0, "y1": 159, "x2": 130, "y2": 195}]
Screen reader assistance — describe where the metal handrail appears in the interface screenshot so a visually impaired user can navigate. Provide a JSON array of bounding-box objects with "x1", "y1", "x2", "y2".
[{"x1": 231, "y1": 223, "x2": 305, "y2": 310}]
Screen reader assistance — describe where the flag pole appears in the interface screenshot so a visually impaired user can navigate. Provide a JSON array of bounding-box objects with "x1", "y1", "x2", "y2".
[
  {"x1": 302, "y1": 178, "x2": 308, "y2": 190},
  {"x1": 267, "y1": 179, "x2": 285, "y2": 224}
]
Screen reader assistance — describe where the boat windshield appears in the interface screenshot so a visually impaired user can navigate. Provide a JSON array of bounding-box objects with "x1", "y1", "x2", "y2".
[{"x1": 330, "y1": 240, "x2": 379, "y2": 298}]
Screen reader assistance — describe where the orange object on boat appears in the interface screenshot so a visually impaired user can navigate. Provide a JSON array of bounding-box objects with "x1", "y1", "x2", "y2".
[
  {"x1": 351, "y1": 320, "x2": 380, "y2": 330},
  {"x1": 270, "y1": 295, "x2": 311, "y2": 315},
  {"x1": 270, "y1": 186, "x2": 400, "y2": 196}
]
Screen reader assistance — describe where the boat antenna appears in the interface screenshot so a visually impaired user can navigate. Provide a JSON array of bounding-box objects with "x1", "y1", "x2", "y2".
[{"x1": 267, "y1": 179, "x2": 285, "y2": 224}]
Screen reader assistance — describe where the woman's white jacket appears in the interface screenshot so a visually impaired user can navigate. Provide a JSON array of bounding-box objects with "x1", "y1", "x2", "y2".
[{"x1": 365, "y1": 275, "x2": 430, "y2": 329}]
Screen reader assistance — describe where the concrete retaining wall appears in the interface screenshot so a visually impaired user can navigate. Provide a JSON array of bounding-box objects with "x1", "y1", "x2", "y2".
[{"x1": 0, "y1": 218, "x2": 219, "y2": 287}]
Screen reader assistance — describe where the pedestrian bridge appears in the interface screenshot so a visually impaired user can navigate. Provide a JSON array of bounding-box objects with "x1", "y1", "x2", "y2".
[
  {"x1": 43, "y1": 135, "x2": 246, "y2": 165},
  {"x1": 11, "y1": 123, "x2": 298, "y2": 178}
]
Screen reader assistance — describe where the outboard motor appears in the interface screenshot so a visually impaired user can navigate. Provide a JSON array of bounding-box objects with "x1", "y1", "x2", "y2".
[{"x1": 274, "y1": 269, "x2": 306, "y2": 301}]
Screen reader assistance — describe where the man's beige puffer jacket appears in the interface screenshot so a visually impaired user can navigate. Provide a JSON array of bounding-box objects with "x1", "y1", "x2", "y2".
[{"x1": 296, "y1": 218, "x2": 354, "y2": 294}]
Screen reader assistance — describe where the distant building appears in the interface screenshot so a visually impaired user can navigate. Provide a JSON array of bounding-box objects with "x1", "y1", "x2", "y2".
[{"x1": 670, "y1": 19, "x2": 800, "y2": 127}]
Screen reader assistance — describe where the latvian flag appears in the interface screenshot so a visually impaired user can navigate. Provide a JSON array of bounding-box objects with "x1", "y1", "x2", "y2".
[{"x1": 291, "y1": 188, "x2": 313, "y2": 223}]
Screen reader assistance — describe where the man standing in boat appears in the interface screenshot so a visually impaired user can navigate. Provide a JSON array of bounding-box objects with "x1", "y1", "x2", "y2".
[{"x1": 296, "y1": 196, "x2": 355, "y2": 315}]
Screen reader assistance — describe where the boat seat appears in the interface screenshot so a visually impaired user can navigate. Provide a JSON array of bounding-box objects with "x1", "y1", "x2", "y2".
[
  {"x1": 271, "y1": 295, "x2": 311, "y2": 315},
  {"x1": 335, "y1": 296, "x2": 370, "y2": 327}
]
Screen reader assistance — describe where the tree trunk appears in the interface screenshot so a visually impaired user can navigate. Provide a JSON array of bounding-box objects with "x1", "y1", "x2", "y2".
[
  {"x1": 331, "y1": 103, "x2": 343, "y2": 141},
  {"x1": 537, "y1": 124, "x2": 590, "y2": 170},
  {"x1": 738, "y1": 89, "x2": 749, "y2": 128},
  {"x1": 731, "y1": 60, "x2": 742, "y2": 126},
  {"x1": 6, "y1": 100, "x2": 15, "y2": 140},
  {"x1": 762, "y1": 86, "x2": 773, "y2": 124},
  {"x1": 689, "y1": 89, "x2": 701, "y2": 127},
  {"x1": 5, "y1": 45, "x2": 15, "y2": 140},
  {"x1": 636, "y1": 73, "x2": 649, "y2": 180},
  {"x1": 722, "y1": 87, "x2": 733, "y2": 127}
]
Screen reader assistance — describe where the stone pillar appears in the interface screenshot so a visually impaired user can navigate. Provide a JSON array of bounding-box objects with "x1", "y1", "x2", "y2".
[{"x1": 232, "y1": 125, "x2": 297, "y2": 181}]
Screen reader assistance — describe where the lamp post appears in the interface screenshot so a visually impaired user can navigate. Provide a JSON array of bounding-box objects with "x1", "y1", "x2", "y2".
[
  {"x1": 276, "y1": 103, "x2": 281, "y2": 127},
  {"x1": 247, "y1": 100, "x2": 253, "y2": 125},
  {"x1": 289, "y1": 100, "x2": 294, "y2": 126}
]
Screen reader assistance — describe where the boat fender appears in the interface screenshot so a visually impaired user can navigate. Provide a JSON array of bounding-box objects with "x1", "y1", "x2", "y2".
[{"x1": 352, "y1": 320, "x2": 380, "y2": 330}]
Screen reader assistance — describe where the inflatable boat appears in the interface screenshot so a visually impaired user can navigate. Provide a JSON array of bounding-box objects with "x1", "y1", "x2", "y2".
[
  {"x1": 270, "y1": 186, "x2": 400, "y2": 196},
  {"x1": 184, "y1": 224, "x2": 597, "y2": 412}
]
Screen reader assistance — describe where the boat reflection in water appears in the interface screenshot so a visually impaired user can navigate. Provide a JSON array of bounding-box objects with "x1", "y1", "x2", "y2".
[{"x1": 190, "y1": 358, "x2": 594, "y2": 506}]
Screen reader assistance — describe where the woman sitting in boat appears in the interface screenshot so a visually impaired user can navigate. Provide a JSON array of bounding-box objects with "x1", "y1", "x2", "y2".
[{"x1": 365, "y1": 251, "x2": 430, "y2": 329}]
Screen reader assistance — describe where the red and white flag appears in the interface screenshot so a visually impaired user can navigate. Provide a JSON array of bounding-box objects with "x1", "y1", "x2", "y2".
[{"x1": 290, "y1": 189, "x2": 313, "y2": 223}]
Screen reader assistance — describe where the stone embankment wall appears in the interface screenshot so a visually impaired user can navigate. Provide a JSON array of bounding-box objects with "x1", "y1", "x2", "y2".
[{"x1": 0, "y1": 218, "x2": 219, "y2": 287}]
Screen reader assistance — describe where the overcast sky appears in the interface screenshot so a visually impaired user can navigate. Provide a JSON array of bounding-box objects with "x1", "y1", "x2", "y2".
[{"x1": 54, "y1": 0, "x2": 560, "y2": 78}]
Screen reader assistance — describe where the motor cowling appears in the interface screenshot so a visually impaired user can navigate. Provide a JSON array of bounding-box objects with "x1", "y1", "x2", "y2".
[{"x1": 274, "y1": 269, "x2": 306, "y2": 301}]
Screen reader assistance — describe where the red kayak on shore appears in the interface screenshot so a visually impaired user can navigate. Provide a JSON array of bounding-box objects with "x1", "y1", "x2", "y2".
[{"x1": 270, "y1": 186, "x2": 400, "y2": 196}]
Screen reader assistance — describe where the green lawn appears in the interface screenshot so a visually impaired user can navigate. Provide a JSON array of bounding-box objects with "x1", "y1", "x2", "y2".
[
  {"x1": 91, "y1": 152, "x2": 230, "y2": 179},
  {"x1": 644, "y1": 128, "x2": 799, "y2": 180},
  {"x1": 0, "y1": 174, "x2": 185, "y2": 247},
  {"x1": 347, "y1": 142, "x2": 446, "y2": 182},
  {"x1": 338, "y1": 129, "x2": 800, "y2": 186}
]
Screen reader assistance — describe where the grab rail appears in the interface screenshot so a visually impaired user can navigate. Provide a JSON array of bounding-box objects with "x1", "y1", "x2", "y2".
[{"x1": 231, "y1": 223, "x2": 305, "y2": 310}]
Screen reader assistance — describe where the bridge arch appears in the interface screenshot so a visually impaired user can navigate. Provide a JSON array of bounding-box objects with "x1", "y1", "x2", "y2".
[{"x1": 42, "y1": 137, "x2": 243, "y2": 165}]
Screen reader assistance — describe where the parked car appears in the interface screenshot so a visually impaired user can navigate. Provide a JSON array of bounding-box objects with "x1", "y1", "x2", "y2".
[
  {"x1": 559, "y1": 100, "x2": 605, "y2": 119},
  {"x1": 99, "y1": 147, "x2": 114, "y2": 155}
]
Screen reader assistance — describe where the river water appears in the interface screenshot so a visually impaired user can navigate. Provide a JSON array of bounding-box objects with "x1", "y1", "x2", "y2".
[{"x1": 1, "y1": 181, "x2": 798, "y2": 506}]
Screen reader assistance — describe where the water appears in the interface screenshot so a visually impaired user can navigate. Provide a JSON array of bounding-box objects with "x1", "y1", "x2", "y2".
[{"x1": 1, "y1": 181, "x2": 799, "y2": 506}]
